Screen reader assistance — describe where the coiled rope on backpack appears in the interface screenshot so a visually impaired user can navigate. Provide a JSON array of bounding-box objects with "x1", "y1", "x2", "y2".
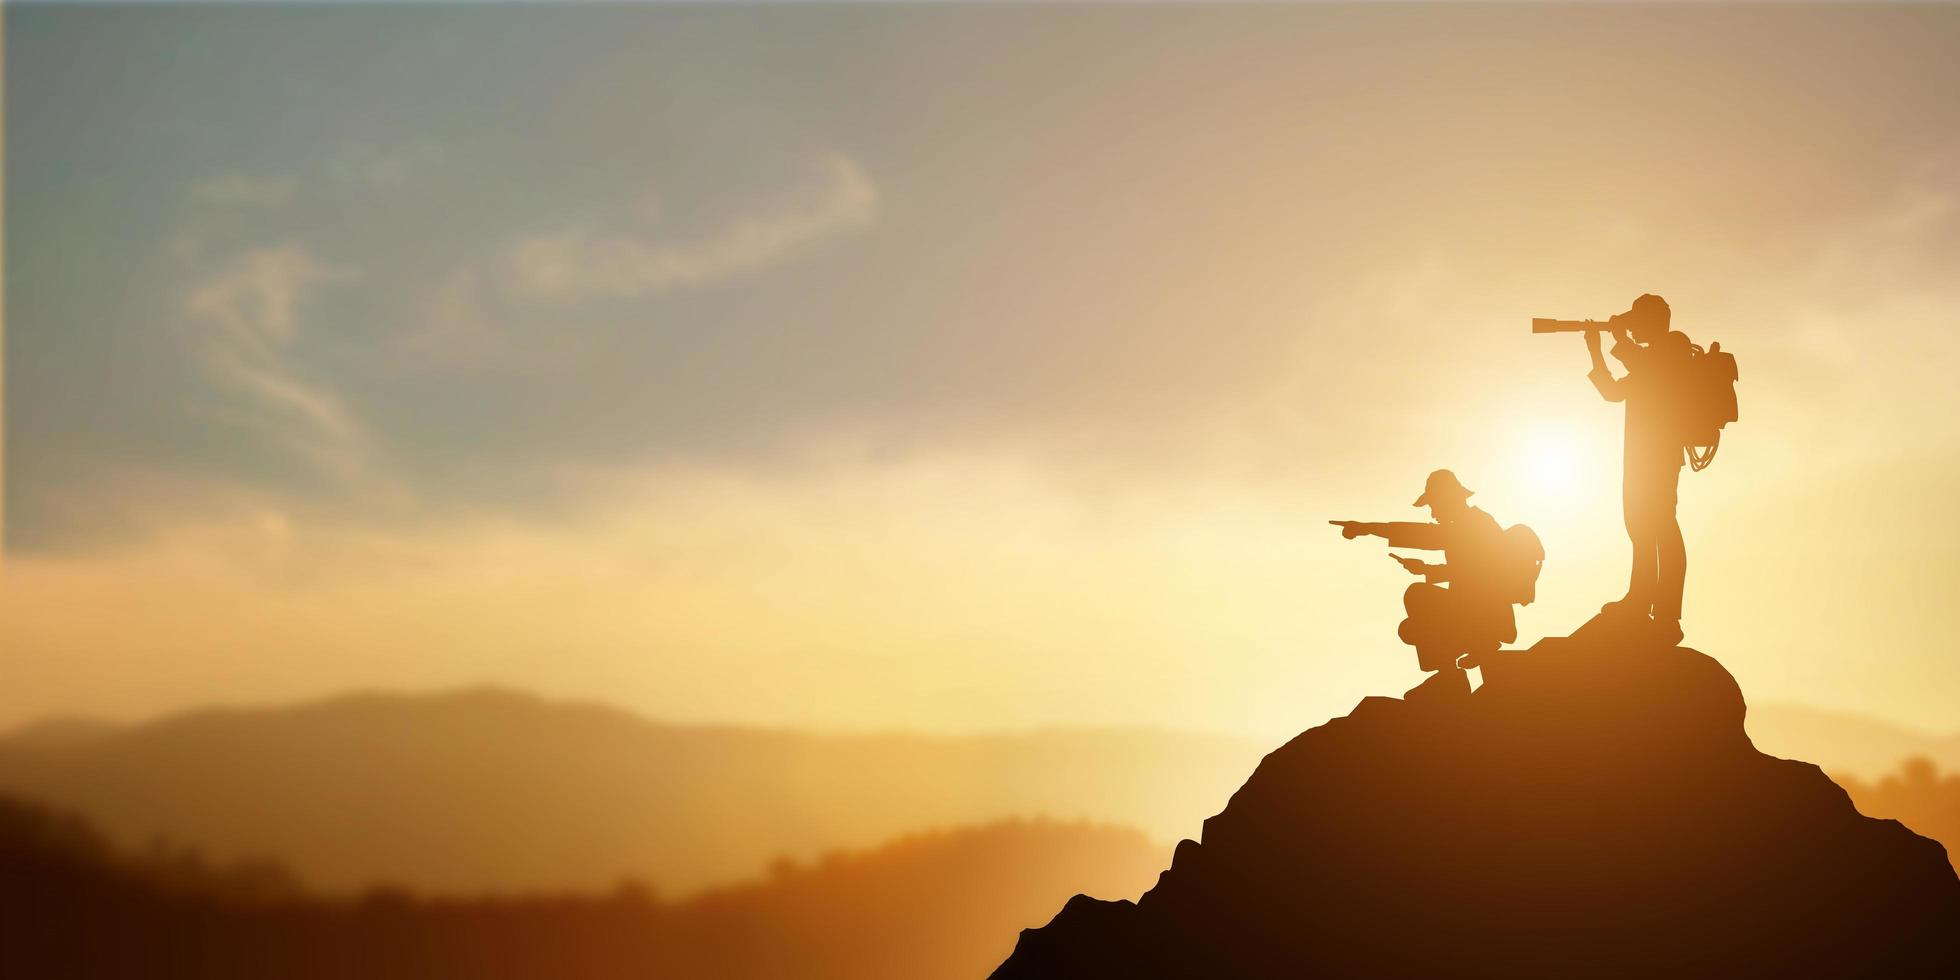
[{"x1": 1687, "y1": 432, "x2": 1718, "y2": 472}]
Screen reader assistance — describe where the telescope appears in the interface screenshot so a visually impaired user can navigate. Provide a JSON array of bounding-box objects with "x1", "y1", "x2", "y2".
[{"x1": 1531, "y1": 316, "x2": 1620, "y2": 334}]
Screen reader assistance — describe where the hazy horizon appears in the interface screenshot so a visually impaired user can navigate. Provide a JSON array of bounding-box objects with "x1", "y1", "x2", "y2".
[
  {"x1": 1, "y1": 677, "x2": 1953, "y2": 899},
  {"x1": 3, "y1": 680, "x2": 1957, "y2": 749}
]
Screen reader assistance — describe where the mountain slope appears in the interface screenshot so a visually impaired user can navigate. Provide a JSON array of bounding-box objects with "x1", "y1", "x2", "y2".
[
  {"x1": 0, "y1": 688, "x2": 1262, "y2": 894},
  {"x1": 996, "y1": 621, "x2": 1960, "y2": 978}
]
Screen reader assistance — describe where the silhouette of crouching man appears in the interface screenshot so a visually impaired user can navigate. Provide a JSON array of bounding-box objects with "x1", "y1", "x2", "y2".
[
  {"x1": 1334, "y1": 470, "x2": 1522, "y2": 699},
  {"x1": 1399, "y1": 579, "x2": 1515, "y2": 675}
]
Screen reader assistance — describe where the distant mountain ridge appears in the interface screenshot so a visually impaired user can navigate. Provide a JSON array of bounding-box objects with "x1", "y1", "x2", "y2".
[
  {"x1": 0, "y1": 687, "x2": 1946, "y2": 895},
  {"x1": 0, "y1": 687, "x2": 1262, "y2": 894},
  {"x1": 1745, "y1": 702, "x2": 1960, "y2": 777},
  {"x1": 0, "y1": 716, "x2": 125, "y2": 748},
  {"x1": 12, "y1": 694, "x2": 1945, "y2": 775}
]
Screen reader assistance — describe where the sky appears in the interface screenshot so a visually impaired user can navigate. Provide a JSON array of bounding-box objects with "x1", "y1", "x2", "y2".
[{"x1": 4, "y1": 3, "x2": 1959, "y2": 736}]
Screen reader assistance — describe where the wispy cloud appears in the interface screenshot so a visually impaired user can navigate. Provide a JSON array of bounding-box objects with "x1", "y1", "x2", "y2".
[
  {"x1": 184, "y1": 244, "x2": 360, "y2": 454},
  {"x1": 190, "y1": 173, "x2": 300, "y2": 209},
  {"x1": 325, "y1": 140, "x2": 445, "y2": 188},
  {"x1": 503, "y1": 153, "x2": 877, "y2": 300},
  {"x1": 171, "y1": 242, "x2": 423, "y2": 530},
  {"x1": 388, "y1": 267, "x2": 591, "y2": 377},
  {"x1": 186, "y1": 141, "x2": 443, "y2": 214}
]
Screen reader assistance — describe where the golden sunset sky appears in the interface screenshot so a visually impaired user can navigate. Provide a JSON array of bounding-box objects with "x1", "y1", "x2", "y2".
[{"x1": 4, "y1": 3, "x2": 1958, "y2": 736}]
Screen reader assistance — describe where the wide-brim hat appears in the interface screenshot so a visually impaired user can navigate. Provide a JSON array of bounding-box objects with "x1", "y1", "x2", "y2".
[{"x1": 1413, "y1": 469, "x2": 1473, "y2": 507}]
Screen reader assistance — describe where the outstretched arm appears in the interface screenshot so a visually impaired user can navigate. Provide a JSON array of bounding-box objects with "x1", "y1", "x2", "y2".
[
  {"x1": 1331, "y1": 521, "x2": 1445, "y2": 550},
  {"x1": 1374, "y1": 521, "x2": 1447, "y2": 550}
]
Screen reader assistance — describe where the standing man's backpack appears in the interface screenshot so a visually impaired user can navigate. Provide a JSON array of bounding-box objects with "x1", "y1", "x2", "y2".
[{"x1": 1682, "y1": 341, "x2": 1739, "y2": 471}]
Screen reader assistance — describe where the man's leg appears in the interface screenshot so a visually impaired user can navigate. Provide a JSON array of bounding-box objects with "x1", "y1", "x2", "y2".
[
  {"x1": 1401, "y1": 583, "x2": 1449, "y2": 672},
  {"x1": 1402, "y1": 586, "x2": 1470, "y2": 701},
  {"x1": 1430, "y1": 589, "x2": 1475, "y2": 694},
  {"x1": 1457, "y1": 638, "x2": 1500, "y2": 671},
  {"x1": 1612, "y1": 470, "x2": 1659, "y2": 616},
  {"x1": 1423, "y1": 666, "x2": 1471, "y2": 698},
  {"x1": 1654, "y1": 466, "x2": 1686, "y2": 638}
]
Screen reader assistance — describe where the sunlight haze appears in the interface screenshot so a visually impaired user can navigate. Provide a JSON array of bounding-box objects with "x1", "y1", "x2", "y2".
[{"x1": 5, "y1": 3, "x2": 1959, "y2": 738}]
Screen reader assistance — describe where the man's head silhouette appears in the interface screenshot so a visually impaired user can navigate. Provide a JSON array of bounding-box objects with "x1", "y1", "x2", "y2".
[
  {"x1": 1413, "y1": 469, "x2": 1473, "y2": 521},
  {"x1": 1625, "y1": 293, "x2": 1671, "y2": 344}
]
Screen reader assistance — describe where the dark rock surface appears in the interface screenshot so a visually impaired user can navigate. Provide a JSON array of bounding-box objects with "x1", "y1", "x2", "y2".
[{"x1": 995, "y1": 622, "x2": 1960, "y2": 978}]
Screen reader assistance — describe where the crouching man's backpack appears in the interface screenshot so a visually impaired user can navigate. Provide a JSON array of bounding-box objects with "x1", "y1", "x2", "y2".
[{"x1": 1499, "y1": 524, "x2": 1545, "y2": 606}]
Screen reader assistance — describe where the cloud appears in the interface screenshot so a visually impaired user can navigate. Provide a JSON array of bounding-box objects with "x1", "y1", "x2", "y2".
[
  {"x1": 190, "y1": 173, "x2": 299, "y2": 208},
  {"x1": 324, "y1": 140, "x2": 445, "y2": 188},
  {"x1": 187, "y1": 143, "x2": 444, "y2": 216},
  {"x1": 387, "y1": 267, "x2": 592, "y2": 377},
  {"x1": 183, "y1": 244, "x2": 362, "y2": 463},
  {"x1": 503, "y1": 154, "x2": 877, "y2": 300}
]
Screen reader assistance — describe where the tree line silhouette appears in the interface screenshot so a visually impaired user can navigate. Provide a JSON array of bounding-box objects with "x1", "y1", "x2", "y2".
[
  {"x1": 0, "y1": 791, "x2": 1160, "y2": 980},
  {"x1": 1840, "y1": 757, "x2": 1960, "y2": 873}
]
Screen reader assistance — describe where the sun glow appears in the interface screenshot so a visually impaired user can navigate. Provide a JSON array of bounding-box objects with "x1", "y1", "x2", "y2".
[
  {"x1": 1524, "y1": 439, "x2": 1582, "y2": 498},
  {"x1": 1496, "y1": 422, "x2": 1610, "y2": 518}
]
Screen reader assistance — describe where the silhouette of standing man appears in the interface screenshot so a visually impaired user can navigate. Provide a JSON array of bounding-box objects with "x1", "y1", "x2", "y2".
[{"x1": 1586, "y1": 294, "x2": 1692, "y2": 645}]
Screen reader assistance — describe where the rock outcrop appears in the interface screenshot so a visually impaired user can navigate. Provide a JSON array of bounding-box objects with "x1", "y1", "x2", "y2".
[{"x1": 996, "y1": 621, "x2": 1960, "y2": 978}]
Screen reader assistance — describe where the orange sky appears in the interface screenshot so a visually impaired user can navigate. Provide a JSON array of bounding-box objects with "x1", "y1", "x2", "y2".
[{"x1": 4, "y1": 4, "x2": 1958, "y2": 735}]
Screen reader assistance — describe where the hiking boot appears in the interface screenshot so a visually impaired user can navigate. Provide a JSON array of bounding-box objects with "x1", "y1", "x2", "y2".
[
  {"x1": 1600, "y1": 595, "x2": 1650, "y2": 619},
  {"x1": 1654, "y1": 618, "x2": 1684, "y2": 646},
  {"x1": 1406, "y1": 669, "x2": 1469, "y2": 702}
]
